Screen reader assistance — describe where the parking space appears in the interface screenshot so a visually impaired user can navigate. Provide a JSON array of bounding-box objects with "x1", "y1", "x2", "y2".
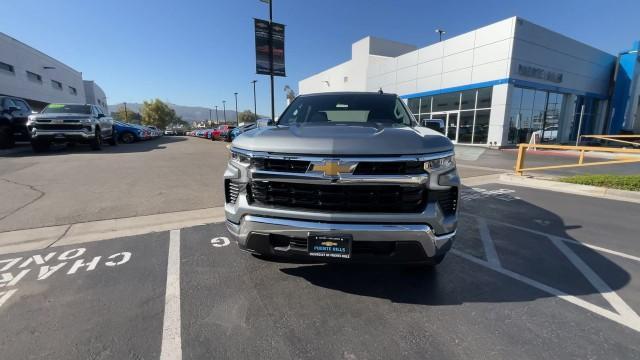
[
  {"x1": 0, "y1": 136, "x2": 229, "y2": 232},
  {"x1": 1, "y1": 184, "x2": 639, "y2": 359}
]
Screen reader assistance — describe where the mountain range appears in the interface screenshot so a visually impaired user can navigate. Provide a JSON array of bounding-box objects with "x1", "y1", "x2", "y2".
[{"x1": 108, "y1": 102, "x2": 239, "y2": 123}]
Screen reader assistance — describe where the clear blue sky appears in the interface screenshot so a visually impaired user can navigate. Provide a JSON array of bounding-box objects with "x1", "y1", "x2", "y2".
[{"x1": 3, "y1": 0, "x2": 639, "y2": 116}]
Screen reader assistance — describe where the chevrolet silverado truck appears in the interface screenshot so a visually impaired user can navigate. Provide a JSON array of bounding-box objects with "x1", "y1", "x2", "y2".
[
  {"x1": 224, "y1": 92, "x2": 459, "y2": 266},
  {"x1": 27, "y1": 103, "x2": 117, "y2": 152}
]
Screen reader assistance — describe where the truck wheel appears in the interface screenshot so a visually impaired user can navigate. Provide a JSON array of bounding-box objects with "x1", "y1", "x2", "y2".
[
  {"x1": 108, "y1": 129, "x2": 118, "y2": 146},
  {"x1": 0, "y1": 125, "x2": 15, "y2": 149},
  {"x1": 120, "y1": 132, "x2": 135, "y2": 144},
  {"x1": 90, "y1": 129, "x2": 102, "y2": 150},
  {"x1": 31, "y1": 139, "x2": 50, "y2": 153}
]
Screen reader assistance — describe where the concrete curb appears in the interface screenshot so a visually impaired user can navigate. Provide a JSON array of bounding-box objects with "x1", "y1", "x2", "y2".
[
  {"x1": 499, "y1": 173, "x2": 640, "y2": 204},
  {"x1": 0, "y1": 207, "x2": 226, "y2": 255}
]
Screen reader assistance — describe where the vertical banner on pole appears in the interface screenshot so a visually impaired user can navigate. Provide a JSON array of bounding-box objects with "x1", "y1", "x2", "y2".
[{"x1": 254, "y1": 18, "x2": 286, "y2": 76}]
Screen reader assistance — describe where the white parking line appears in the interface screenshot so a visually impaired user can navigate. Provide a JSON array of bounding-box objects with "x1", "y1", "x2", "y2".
[
  {"x1": 549, "y1": 235, "x2": 640, "y2": 322},
  {"x1": 452, "y1": 250, "x2": 640, "y2": 333},
  {"x1": 462, "y1": 212, "x2": 640, "y2": 263},
  {"x1": 160, "y1": 229, "x2": 182, "y2": 360},
  {"x1": 477, "y1": 217, "x2": 501, "y2": 266}
]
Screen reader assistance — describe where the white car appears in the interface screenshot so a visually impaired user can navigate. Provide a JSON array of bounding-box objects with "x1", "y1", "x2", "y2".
[{"x1": 532, "y1": 126, "x2": 558, "y2": 141}]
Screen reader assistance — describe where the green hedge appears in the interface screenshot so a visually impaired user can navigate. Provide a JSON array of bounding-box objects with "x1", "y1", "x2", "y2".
[{"x1": 559, "y1": 174, "x2": 640, "y2": 191}]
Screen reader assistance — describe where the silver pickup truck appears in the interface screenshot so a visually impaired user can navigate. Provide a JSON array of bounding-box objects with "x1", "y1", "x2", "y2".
[
  {"x1": 27, "y1": 103, "x2": 117, "y2": 152},
  {"x1": 224, "y1": 92, "x2": 459, "y2": 266}
]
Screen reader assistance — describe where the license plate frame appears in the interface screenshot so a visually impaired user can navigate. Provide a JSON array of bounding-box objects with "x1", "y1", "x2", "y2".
[{"x1": 307, "y1": 233, "x2": 352, "y2": 259}]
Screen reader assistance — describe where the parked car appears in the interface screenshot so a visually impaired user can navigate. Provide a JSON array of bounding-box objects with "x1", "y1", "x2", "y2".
[
  {"x1": 27, "y1": 104, "x2": 117, "y2": 152},
  {"x1": 164, "y1": 129, "x2": 175, "y2": 136},
  {"x1": 0, "y1": 96, "x2": 32, "y2": 149},
  {"x1": 228, "y1": 123, "x2": 257, "y2": 142},
  {"x1": 114, "y1": 121, "x2": 145, "y2": 143},
  {"x1": 147, "y1": 125, "x2": 162, "y2": 137},
  {"x1": 211, "y1": 125, "x2": 235, "y2": 140},
  {"x1": 532, "y1": 126, "x2": 558, "y2": 142},
  {"x1": 224, "y1": 92, "x2": 458, "y2": 266}
]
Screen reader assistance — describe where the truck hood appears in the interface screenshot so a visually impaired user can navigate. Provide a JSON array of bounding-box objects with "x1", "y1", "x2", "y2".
[{"x1": 232, "y1": 124, "x2": 453, "y2": 156}]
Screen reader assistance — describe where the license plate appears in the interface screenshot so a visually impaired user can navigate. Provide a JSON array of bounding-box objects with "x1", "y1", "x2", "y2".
[{"x1": 308, "y1": 233, "x2": 352, "y2": 259}]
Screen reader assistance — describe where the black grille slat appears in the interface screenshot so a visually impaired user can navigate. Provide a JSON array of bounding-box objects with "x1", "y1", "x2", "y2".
[
  {"x1": 252, "y1": 158, "x2": 310, "y2": 173},
  {"x1": 225, "y1": 180, "x2": 240, "y2": 204},
  {"x1": 353, "y1": 161, "x2": 425, "y2": 175},
  {"x1": 248, "y1": 181, "x2": 426, "y2": 213},
  {"x1": 33, "y1": 123, "x2": 84, "y2": 131}
]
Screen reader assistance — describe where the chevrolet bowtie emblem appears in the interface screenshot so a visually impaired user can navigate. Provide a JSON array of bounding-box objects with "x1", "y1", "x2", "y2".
[
  {"x1": 320, "y1": 241, "x2": 338, "y2": 247},
  {"x1": 311, "y1": 160, "x2": 356, "y2": 177}
]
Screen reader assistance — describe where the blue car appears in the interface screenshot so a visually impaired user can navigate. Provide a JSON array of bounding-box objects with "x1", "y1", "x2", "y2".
[
  {"x1": 229, "y1": 123, "x2": 256, "y2": 142},
  {"x1": 114, "y1": 121, "x2": 144, "y2": 143}
]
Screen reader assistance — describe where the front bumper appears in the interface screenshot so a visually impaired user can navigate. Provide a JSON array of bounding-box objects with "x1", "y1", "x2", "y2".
[
  {"x1": 226, "y1": 215, "x2": 455, "y2": 263},
  {"x1": 30, "y1": 129, "x2": 95, "y2": 142}
]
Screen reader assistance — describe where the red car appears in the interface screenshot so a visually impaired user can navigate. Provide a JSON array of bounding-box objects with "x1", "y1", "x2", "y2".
[{"x1": 210, "y1": 125, "x2": 235, "y2": 141}]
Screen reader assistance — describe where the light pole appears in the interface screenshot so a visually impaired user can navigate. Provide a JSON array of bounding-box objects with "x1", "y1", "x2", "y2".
[
  {"x1": 214, "y1": 105, "x2": 219, "y2": 125},
  {"x1": 435, "y1": 29, "x2": 445, "y2": 42},
  {"x1": 222, "y1": 100, "x2": 227, "y2": 123},
  {"x1": 234, "y1": 92, "x2": 239, "y2": 126},
  {"x1": 209, "y1": 109, "x2": 212, "y2": 126},
  {"x1": 251, "y1": 80, "x2": 257, "y2": 120},
  {"x1": 124, "y1": 102, "x2": 128, "y2": 122},
  {"x1": 260, "y1": 0, "x2": 276, "y2": 122}
]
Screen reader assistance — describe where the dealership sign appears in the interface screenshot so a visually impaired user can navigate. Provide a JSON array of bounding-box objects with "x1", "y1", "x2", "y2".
[
  {"x1": 254, "y1": 18, "x2": 286, "y2": 77},
  {"x1": 518, "y1": 64, "x2": 563, "y2": 83}
]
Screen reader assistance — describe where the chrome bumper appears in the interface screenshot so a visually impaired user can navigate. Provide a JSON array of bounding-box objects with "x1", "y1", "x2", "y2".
[
  {"x1": 31, "y1": 129, "x2": 94, "y2": 139},
  {"x1": 226, "y1": 215, "x2": 455, "y2": 258}
]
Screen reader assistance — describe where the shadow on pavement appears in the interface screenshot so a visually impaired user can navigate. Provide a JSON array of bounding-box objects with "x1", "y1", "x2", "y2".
[
  {"x1": 279, "y1": 190, "x2": 631, "y2": 306},
  {"x1": 0, "y1": 136, "x2": 187, "y2": 157}
]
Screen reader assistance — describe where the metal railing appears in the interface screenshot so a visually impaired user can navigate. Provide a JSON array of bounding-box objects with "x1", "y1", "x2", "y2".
[
  {"x1": 579, "y1": 135, "x2": 640, "y2": 147},
  {"x1": 515, "y1": 143, "x2": 640, "y2": 176}
]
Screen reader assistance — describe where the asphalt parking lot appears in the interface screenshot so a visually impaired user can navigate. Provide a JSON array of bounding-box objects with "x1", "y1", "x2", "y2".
[{"x1": 1, "y1": 182, "x2": 639, "y2": 359}]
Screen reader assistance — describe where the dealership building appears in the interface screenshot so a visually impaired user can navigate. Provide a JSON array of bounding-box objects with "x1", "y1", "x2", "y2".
[
  {"x1": 0, "y1": 32, "x2": 107, "y2": 111},
  {"x1": 299, "y1": 17, "x2": 640, "y2": 146}
]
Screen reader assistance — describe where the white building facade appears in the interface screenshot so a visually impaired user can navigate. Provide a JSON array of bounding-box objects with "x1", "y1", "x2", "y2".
[
  {"x1": 299, "y1": 17, "x2": 638, "y2": 146},
  {"x1": 0, "y1": 32, "x2": 107, "y2": 111}
]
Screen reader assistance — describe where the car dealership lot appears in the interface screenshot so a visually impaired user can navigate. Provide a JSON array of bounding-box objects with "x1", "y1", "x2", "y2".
[{"x1": 1, "y1": 183, "x2": 639, "y2": 359}]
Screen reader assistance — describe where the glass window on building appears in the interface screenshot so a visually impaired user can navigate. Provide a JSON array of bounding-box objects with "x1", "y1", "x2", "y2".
[
  {"x1": 406, "y1": 86, "x2": 493, "y2": 144},
  {"x1": 458, "y1": 111, "x2": 474, "y2": 143},
  {"x1": 508, "y1": 86, "x2": 576, "y2": 144}
]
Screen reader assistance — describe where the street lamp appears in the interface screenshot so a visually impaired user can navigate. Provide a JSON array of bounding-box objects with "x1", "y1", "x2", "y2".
[
  {"x1": 222, "y1": 100, "x2": 227, "y2": 123},
  {"x1": 435, "y1": 29, "x2": 445, "y2": 42},
  {"x1": 260, "y1": 0, "x2": 276, "y2": 123},
  {"x1": 234, "y1": 92, "x2": 239, "y2": 126},
  {"x1": 214, "y1": 105, "x2": 219, "y2": 125},
  {"x1": 251, "y1": 80, "x2": 257, "y2": 120}
]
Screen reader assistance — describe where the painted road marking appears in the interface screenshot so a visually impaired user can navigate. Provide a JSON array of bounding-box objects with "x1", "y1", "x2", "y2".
[
  {"x1": 452, "y1": 250, "x2": 640, "y2": 333},
  {"x1": 0, "y1": 247, "x2": 132, "y2": 310},
  {"x1": 211, "y1": 236, "x2": 230, "y2": 247},
  {"x1": 477, "y1": 217, "x2": 501, "y2": 266},
  {"x1": 549, "y1": 235, "x2": 640, "y2": 323},
  {"x1": 460, "y1": 188, "x2": 520, "y2": 202},
  {"x1": 160, "y1": 229, "x2": 182, "y2": 360},
  {"x1": 462, "y1": 212, "x2": 640, "y2": 263}
]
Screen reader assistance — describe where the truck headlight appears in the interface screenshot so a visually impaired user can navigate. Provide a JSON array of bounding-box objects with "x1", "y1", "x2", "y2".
[
  {"x1": 230, "y1": 149, "x2": 251, "y2": 165},
  {"x1": 423, "y1": 155, "x2": 455, "y2": 172},
  {"x1": 80, "y1": 118, "x2": 93, "y2": 125}
]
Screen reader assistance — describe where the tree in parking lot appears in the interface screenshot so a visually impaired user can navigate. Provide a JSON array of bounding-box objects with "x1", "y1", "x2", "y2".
[
  {"x1": 238, "y1": 110, "x2": 258, "y2": 124},
  {"x1": 140, "y1": 99, "x2": 177, "y2": 129},
  {"x1": 112, "y1": 106, "x2": 141, "y2": 124}
]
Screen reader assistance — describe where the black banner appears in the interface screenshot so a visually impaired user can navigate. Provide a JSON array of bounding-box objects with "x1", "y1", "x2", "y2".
[{"x1": 254, "y1": 18, "x2": 285, "y2": 77}]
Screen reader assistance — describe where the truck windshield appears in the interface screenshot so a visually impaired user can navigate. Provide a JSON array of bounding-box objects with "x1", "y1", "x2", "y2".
[
  {"x1": 277, "y1": 94, "x2": 414, "y2": 127},
  {"x1": 42, "y1": 104, "x2": 91, "y2": 114}
]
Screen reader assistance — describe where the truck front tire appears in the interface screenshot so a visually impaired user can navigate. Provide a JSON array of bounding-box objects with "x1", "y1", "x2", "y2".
[{"x1": 90, "y1": 129, "x2": 102, "y2": 150}]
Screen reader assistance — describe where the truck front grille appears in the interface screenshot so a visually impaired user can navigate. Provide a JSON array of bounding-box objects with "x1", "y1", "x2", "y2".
[
  {"x1": 33, "y1": 123, "x2": 85, "y2": 131},
  {"x1": 353, "y1": 161, "x2": 425, "y2": 175},
  {"x1": 248, "y1": 181, "x2": 426, "y2": 213},
  {"x1": 251, "y1": 158, "x2": 310, "y2": 173}
]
